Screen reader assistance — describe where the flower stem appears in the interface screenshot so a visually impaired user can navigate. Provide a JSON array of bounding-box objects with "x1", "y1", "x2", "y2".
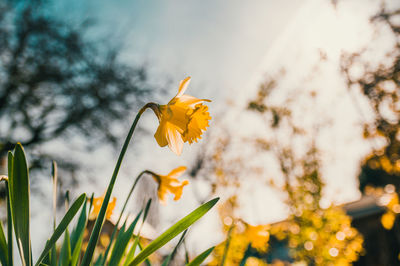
[
  {"x1": 81, "y1": 103, "x2": 154, "y2": 266},
  {"x1": 221, "y1": 223, "x2": 235, "y2": 266}
]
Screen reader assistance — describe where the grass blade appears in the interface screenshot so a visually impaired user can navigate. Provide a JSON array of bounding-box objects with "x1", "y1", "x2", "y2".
[
  {"x1": 129, "y1": 198, "x2": 219, "y2": 266},
  {"x1": 35, "y1": 193, "x2": 86, "y2": 266},
  {"x1": 8, "y1": 144, "x2": 31, "y2": 266},
  {"x1": 0, "y1": 221, "x2": 8, "y2": 266},
  {"x1": 186, "y1": 247, "x2": 215, "y2": 266}
]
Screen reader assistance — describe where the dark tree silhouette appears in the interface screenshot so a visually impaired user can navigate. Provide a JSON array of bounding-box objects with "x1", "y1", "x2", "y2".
[{"x1": 0, "y1": 1, "x2": 152, "y2": 171}]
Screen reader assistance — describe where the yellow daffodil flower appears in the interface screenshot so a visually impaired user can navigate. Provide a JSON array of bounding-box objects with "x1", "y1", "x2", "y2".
[
  {"x1": 90, "y1": 195, "x2": 116, "y2": 220},
  {"x1": 152, "y1": 166, "x2": 189, "y2": 204},
  {"x1": 153, "y1": 77, "x2": 211, "y2": 155},
  {"x1": 245, "y1": 224, "x2": 270, "y2": 252}
]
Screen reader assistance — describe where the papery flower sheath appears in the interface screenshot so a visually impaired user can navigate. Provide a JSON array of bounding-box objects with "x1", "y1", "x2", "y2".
[
  {"x1": 153, "y1": 77, "x2": 211, "y2": 155},
  {"x1": 90, "y1": 195, "x2": 116, "y2": 220},
  {"x1": 152, "y1": 166, "x2": 189, "y2": 204}
]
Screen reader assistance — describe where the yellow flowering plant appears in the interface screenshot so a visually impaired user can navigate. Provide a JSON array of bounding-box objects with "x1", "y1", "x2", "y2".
[
  {"x1": 0, "y1": 77, "x2": 218, "y2": 266},
  {"x1": 151, "y1": 77, "x2": 211, "y2": 155}
]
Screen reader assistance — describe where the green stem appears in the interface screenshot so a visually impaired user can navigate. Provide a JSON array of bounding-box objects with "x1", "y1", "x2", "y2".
[
  {"x1": 102, "y1": 170, "x2": 154, "y2": 264},
  {"x1": 81, "y1": 103, "x2": 154, "y2": 266}
]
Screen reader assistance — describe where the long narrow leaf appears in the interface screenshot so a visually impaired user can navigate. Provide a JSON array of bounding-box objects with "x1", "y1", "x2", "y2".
[
  {"x1": 0, "y1": 221, "x2": 8, "y2": 266},
  {"x1": 70, "y1": 200, "x2": 87, "y2": 250},
  {"x1": 129, "y1": 198, "x2": 219, "y2": 266},
  {"x1": 57, "y1": 229, "x2": 71, "y2": 266},
  {"x1": 70, "y1": 200, "x2": 88, "y2": 266},
  {"x1": 186, "y1": 247, "x2": 215, "y2": 266},
  {"x1": 8, "y1": 144, "x2": 31, "y2": 266},
  {"x1": 161, "y1": 230, "x2": 187, "y2": 266},
  {"x1": 50, "y1": 245, "x2": 57, "y2": 266},
  {"x1": 70, "y1": 232, "x2": 84, "y2": 266},
  {"x1": 123, "y1": 200, "x2": 152, "y2": 266},
  {"x1": 109, "y1": 211, "x2": 142, "y2": 265},
  {"x1": 137, "y1": 243, "x2": 151, "y2": 266},
  {"x1": 5, "y1": 177, "x2": 13, "y2": 266},
  {"x1": 123, "y1": 236, "x2": 139, "y2": 266},
  {"x1": 35, "y1": 194, "x2": 86, "y2": 266}
]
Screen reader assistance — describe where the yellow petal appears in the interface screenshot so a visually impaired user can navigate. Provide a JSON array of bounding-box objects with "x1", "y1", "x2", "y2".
[
  {"x1": 175, "y1": 76, "x2": 191, "y2": 98},
  {"x1": 171, "y1": 180, "x2": 189, "y2": 200},
  {"x1": 157, "y1": 185, "x2": 168, "y2": 205},
  {"x1": 167, "y1": 166, "x2": 187, "y2": 179},
  {"x1": 166, "y1": 122, "x2": 184, "y2": 155},
  {"x1": 174, "y1": 95, "x2": 209, "y2": 108},
  {"x1": 154, "y1": 120, "x2": 168, "y2": 147},
  {"x1": 168, "y1": 104, "x2": 190, "y2": 130}
]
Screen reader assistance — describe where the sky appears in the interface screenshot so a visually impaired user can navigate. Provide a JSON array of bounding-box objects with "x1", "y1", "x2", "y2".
[{"x1": 27, "y1": 0, "x2": 400, "y2": 258}]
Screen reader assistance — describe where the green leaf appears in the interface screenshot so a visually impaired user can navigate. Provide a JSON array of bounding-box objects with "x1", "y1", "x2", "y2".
[
  {"x1": 57, "y1": 229, "x2": 71, "y2": 266},
  {"x1": 35, "y1": 194, "x2": 86, "y2": 266},
  {"x1": 123, "y1": 199, "x2": 152, "y2": 266},
  {"x1": 93, "y1": 253, "x2": 103, "y2": 266},
  {"x1": 186, "y1": 247, "x2": 215, "y2": 266},
  {"x1": 109, "y1": 211, "x2": 142, "y2": 265},
  {"x1": 70, "y1": 200, "x2": 88, "y2": 266},
  {"x1": 123, "y1": 236, "x2": 139, "y2": 266},
  {"x1": 50, "y1": 245, "x2": 57, "y2": 266},
  {"x1": 8, "y1": 144, "x2": 31, "y2": 266},
  {"x1": 0, "y1": 221, "x2": 8, "y2": 266},
  {"x1": 137, "y1": 243, "x2": 151, "y2": 266},
  {"x1": 129, "y1": 198, "x2": 219, "y2": 266},
  {"x1": 161, "y1": 230, "x2": 187, "y2": 266},
  {"x1": 5, "y1": 174, "x2": 13, "y2": 266},
  {"x1": 142, "y1": 199, "x2": 152, "y2": 223}
]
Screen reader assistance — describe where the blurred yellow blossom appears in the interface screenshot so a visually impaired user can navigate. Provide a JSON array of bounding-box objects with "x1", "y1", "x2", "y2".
[
  {"x1": 90, "y1": 195, "x2": 116, "y2": 220},
  {"x1": 381, "y1": 212, "x2": 396, "y2": 230},
  {"x1": 152, "y1": 166, "x2": 189, "y2": 204},
  {"x1": 153, "y1": 77, "x2": 211, "y2": 155},
  {"x1": 245, "y1": 224, "x2": 270, "y2": 252},
  {"x1": 245, "y1": 257, "x2": 269, "y2": 266}
]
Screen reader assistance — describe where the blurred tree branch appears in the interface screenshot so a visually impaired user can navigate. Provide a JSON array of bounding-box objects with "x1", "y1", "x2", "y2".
[
  {"x1": 0, "y1": 1, "x2": 153, "y2": 171},
  {"x1": 341, "y1": 3, "x2": 400, "y2": 192}
]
